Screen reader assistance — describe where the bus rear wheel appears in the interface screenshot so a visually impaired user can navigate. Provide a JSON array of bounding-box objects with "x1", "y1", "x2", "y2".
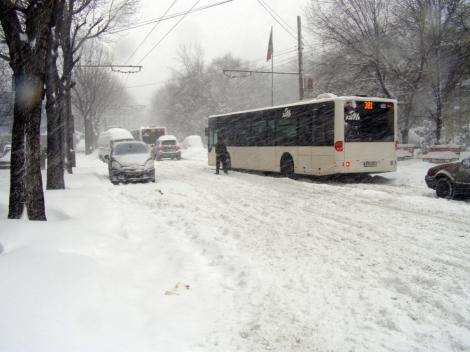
[{"x1": 280, "y1": 154, "x2": 295, "y2": 178}]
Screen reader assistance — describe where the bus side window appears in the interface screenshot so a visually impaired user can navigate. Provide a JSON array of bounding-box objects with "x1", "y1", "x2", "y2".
[
  {"x1": 266, "y1": 115, "x2": 275, "y2": 146},
  {"x1": 250, "y1": 118, "x2": 267, "y2": 146},
  {"x1": 298, "y1": 106, "x2": 315, "y2": 146},
  {"x1": 232, "y1": 114, "x2": 249, "y2": 146},
  {"x1": 313, "y1": 102, "x2": 334, "y2": 146}
]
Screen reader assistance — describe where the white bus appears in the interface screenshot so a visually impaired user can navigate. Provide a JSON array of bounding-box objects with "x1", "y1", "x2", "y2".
[
  {"x1": 131, "y1": 127, "x2": 166, "y2": 146},
  {"x1": 207, "y1": 93, "x2": 397, "y2": 176}
]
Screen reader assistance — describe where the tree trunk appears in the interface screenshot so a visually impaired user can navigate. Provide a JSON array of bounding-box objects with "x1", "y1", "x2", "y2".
[
  {"x1": 8, "y1": 74, "x2": 27, "y2": 219},
  {"x1": 61, "y1": 3, "x2": 75, "y2": 174},
  {"x1": 84, "y1": 115, "x2": 94, "y2": 154},
  {"x1": 46, "y1": 40, "x2": 65, "y2": 190},
  {"x1": 9, "y1": 72, "x2": 47, "y2": 220},
  {"x1": 24, "y1": 77, "x2": 47, "y2": 221},
  {"x1": 435, "y1": 97, "x2": 443, "y2": 145}
]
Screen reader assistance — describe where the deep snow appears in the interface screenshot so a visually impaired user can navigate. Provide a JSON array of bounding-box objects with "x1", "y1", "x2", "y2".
[{"x1": 0, "y1": 149, "x2": 469, "y2": 352}]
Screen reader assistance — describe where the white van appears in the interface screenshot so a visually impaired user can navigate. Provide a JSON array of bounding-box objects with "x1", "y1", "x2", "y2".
[{"x1": 97, "y1": 128, "x2": 134, "y2": 162}]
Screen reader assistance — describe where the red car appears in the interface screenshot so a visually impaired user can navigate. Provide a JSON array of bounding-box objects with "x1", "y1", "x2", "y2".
[{"x1": 425, "y1": 157, "x2": 470, "y2": 199}]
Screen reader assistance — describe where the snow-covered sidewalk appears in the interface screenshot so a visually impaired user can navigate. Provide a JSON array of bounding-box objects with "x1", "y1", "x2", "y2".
[
  {"x1": 0, "y1": 155, "x2": 229, "y2": 352},
  {"x1": 0, "y1": 150, "x2": 469, "y2": 352}
]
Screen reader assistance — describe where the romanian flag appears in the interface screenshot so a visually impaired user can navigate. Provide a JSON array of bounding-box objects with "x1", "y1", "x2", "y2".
[{"x1": 266, "y1": 26, "x2": 273, "y2": 62}]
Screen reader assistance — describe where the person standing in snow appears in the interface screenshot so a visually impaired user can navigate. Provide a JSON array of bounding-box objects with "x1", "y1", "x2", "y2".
[{"x1": 215, "y1": 136, "x2": 229, "y2": 175}]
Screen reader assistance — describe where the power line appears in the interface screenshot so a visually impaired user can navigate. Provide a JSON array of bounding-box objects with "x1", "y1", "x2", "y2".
[
  {"x1": 256, "y1": 0, "x2": 298, "y2": 41},
  {"x1": 246, "y1": 46, "x2": 297, "y2": 67},
  {"x1": 125, "y1": 0, "x2": 178, "y2": 64},
  {"x1": 110, "y1": 0, "x2": 234, "y2": 34},
  {"x1": 258, "y1": 0, "x2": 296, "y2": 34},
  {"x1": 137, "y1": 0, "x2": 202, "y2": 65}
]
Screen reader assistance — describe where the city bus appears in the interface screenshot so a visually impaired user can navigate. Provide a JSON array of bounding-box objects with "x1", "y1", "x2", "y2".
[
  {"x1": 131, "y1": 127, "x2": 166, "y2": 145},
  {"x1": 206, "y1": 93, "x2": 397, "y2": 176}
]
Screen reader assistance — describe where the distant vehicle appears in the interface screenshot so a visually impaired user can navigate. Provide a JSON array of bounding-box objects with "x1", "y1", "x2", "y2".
[
  {"x1": 425, "y1": 157, "x2": 470, "y2": 199},
  {"x1": 97, "y1": 128, "x2": 134, "y2": 162},
  {"x1": 153, "y1": 135, "x2": 181, "y2": 160},
  {"x1": 182, "y1": 135, "x2": 203, "y2": 149},
  {"x1": 206, "y1": 93, "x2": 397, "y2": 177},
  {"x1": 131, "y1": 127, "x2": 166, "y2": 146},
  {"x1": 0, "y1": 148, "x2": 10, "y2": 169},
  {"x1": 108, "y1": 141, "x2": 155, "y2": 184}
]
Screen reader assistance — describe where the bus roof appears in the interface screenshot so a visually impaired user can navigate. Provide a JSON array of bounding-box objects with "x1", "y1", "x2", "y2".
[{"x1": 208, "y1": 95, "x2": 397, "y2": 119}]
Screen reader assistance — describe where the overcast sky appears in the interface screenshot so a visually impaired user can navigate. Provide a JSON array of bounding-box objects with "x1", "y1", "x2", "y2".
[{"x1": 112, "y1": 0, "x2": 309, "y2": 106}]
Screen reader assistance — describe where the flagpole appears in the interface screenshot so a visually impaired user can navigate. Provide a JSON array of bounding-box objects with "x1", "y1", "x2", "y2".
[{"x1": 271, "y1": 28, "x2": 274, "y2": 106}]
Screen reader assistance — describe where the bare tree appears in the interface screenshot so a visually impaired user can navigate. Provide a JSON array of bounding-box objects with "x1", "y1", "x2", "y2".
[
  {"x1": 72, "y1": 41, "x2": 131, "y2": 153},
  {"x1": 305, "y1": 0, "x2": 469, "y2": 144},
  {"x1": 0, "y1": 0, "x2": 62, "y2": 220}
]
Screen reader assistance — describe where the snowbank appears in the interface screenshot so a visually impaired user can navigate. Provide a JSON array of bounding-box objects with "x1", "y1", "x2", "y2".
[
  {"x1": 0, "y1": 156, "x2": 226, "y2": 352},
  {"x1": 1, "y1": 154, "x2": 469, "y2": 352}
]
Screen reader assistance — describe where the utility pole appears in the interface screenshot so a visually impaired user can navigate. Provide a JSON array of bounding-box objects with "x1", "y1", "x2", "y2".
[{"x1": 297, "y1": 16, "x2": 304, "y2": 101}]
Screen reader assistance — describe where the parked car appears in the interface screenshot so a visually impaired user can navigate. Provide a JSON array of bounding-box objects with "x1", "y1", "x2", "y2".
[
  {"x1": 425, "y1": 157, "x2": 470, "y2": 199},
  {"x1": 0, "y1": 148, "x2": 10, "y2": 169},
  {"x1": 108, "y1": 141, "x2": 155, "y2": 185},
  {"x1": 153, "y1": 135, "x2": 181, "y2": 160},
  {"x1": 97, "y1": 128, "x2": 134, "y2": 162}
]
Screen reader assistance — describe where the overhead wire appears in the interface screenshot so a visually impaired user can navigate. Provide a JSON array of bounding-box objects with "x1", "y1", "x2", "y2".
[
  {"x1": 258, "y1": 0, "x2": 296, "y2": 34},
  {"x1": 255, "y1": 0, "x2": 298, "y2": 41},
  {"x1": 110, "y1": 0, "x2": 234, "y2": 34},
  {"x1": 125, "y1": 0, "x2": 178, "y2": 64},
  {"x1": 137, "y1": 0, "x2": 202, "y2": 65}
]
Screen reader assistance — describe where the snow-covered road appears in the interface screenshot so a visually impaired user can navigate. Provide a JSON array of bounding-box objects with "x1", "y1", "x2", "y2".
[{"x1": 1, "y1": 149, "x2": 469, "y2": 351}]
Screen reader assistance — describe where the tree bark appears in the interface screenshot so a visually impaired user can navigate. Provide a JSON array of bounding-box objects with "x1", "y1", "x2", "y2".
[
  {"x1": 61, "y1": 0, "x2": 75, "y2": 173},
  {"x1": 1, "y1": 0, "x2": 61, "y2": 220},
  {"x1": 84, "y1": 115, "x2": 94, "y2": 154},
  {"x1": 8, "y1": 74, "x2": 26, "y2": 219},
  {"x1": 46, "y1": 27, "x2": 65, "y2": 190},
  {"x1": 25, "y1": 76, "x2": 47, "y2": 220}
]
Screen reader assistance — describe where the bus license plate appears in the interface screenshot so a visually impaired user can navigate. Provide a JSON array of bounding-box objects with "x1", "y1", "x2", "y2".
[{"x1": 364, "y1": 161, "x2": 377, "y2": 167}]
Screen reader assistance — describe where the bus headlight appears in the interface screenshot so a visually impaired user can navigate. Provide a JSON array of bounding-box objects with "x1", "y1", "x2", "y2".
[{"x1": 111, "y1": 161, "x2": 121, "y2": 169}]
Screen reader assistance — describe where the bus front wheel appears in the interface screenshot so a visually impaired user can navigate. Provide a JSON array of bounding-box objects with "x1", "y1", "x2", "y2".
[{"x1": 280, "y1": 154, "x2": 295, "y2": 178}]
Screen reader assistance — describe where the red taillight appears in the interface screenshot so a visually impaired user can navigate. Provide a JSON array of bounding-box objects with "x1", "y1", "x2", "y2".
[
  {"x1": 159, "y1": 145, "x2": 164, "y2": 150},
  {"x1": 335, "y1": 141, "x2": 343, "y2": 152},
  {"x1": 176, "y1": 145, "x2": 180, "y2": 150},
  {"x1": 345, "y1": 161, "x2": 351, "y2": 167}
]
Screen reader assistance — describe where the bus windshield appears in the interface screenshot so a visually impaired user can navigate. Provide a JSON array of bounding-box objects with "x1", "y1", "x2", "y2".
[{"x1": 344, "y1": 101, "x2": 394, "y2": 142}]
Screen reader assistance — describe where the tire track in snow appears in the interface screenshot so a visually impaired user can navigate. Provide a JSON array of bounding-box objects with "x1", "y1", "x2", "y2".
[{"x1": 115, "y1": 157, "x2": 470, "y2": 352}]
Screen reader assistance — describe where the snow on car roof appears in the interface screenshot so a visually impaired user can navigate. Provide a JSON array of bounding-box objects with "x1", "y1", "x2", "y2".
[
  {"x1": 157, "y1": 135, "x2": 177, "y2": 141},
  {"x1": 105, "y1": 128, "x2": 134, "y2": 140}
]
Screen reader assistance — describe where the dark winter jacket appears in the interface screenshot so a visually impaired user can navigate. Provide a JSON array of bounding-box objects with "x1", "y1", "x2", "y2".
[{"x1": 215, "y1": 141, "x2": 228, "y2": 156}]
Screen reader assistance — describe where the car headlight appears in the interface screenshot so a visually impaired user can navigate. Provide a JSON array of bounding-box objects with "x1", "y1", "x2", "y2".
[
  {"x1": 145, "y1": 159, "x2": 154, "y2": 169},
  {"x1": 111, "y1": 161, "x2": 121, "y2": 169}
]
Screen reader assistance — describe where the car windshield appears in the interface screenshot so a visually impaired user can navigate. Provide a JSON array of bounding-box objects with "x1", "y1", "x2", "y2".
[
  {"x1": 113, "y1": 143, "x2": 147, "y2": 155},
  {"x1": 162, "y1": 140, "x2": 177, "y2": 145}
]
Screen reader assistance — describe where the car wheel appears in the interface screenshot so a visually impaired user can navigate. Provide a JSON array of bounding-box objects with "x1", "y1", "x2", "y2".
[
  {"x1": 111, "y1": 180, "x2": 119, "y2": 185},
  {"x1": 436, "y1": 177, "x2": 455, "y2": 199},
  {"x1": 280, "y1": 154, "x2": 295, "y2": 178}
]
